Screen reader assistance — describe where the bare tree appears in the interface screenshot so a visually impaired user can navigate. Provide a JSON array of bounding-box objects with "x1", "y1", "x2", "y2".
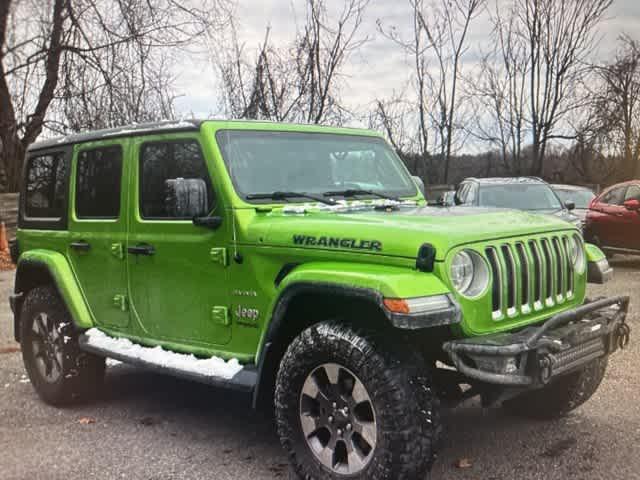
[
  {"x1": 0, "y1": 0, "x2": 231, "y2": 192},
  {"x1": 378, "y1": 0, "x2": 484, "y2": 183},
  {"x1": 216, "y1": 0, "x2": 369, "y2": 126},
  {"x1": 468, "y1": 2, "x2": 528, "y2": 174},
  {"x1": 582, "y1": 35, "x2": 640, "y2": 181},
  {"x1": 513, "y1": 0, "x2": 612, "y2": 175}
]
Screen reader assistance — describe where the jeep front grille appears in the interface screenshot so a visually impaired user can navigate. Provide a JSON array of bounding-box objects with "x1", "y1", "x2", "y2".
[{"x1": 486, "y1": 235, "x2": 575, "y2": 320}]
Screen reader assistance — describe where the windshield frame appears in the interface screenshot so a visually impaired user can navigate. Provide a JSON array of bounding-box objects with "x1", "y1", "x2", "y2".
[
  {"x1": 215, "y1": 129, "x2": 419, "y2": 205},
  {"x1": 478, "y1": 183, "x2": 564, "y2": 211}
]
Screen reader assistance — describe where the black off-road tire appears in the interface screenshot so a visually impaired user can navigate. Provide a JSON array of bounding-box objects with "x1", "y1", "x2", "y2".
[
  {"x1": 20, "y1": 286, "x2": 106, "y2": 406},
  {"x1": 503, "y1": 357, "x2": 608, "y2": 420},
  {"x1": 275, "y1": 321, "x2": 440, "y2": 480}
]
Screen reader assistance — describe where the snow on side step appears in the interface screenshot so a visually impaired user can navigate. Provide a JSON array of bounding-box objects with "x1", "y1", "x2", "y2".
[{"x1": 84, "y1": 328, "x2": 243, "y2": 380}]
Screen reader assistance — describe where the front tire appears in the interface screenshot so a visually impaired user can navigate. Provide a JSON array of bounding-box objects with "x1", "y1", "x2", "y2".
[
  {"x1": 275, "y1": 322, "x2": 439, "y2": 479},
  {"x1": 503, "y1": 357, "x2": 608, "y2": 419},
  {"x1": 20, "y1": 286, "x2": 106, "y2": 406}
]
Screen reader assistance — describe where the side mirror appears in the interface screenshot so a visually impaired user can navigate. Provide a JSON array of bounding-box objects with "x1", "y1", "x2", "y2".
[
  {"x1": 412, "y1": 176, "x2": 426, "y2": 196},
  {"x1": 165, "y1": 178, "x2": 209, "y2": 218},
  {"x1": 565, "y1": 201, "x2": 576, "y2": 211},
  {"x1": 193, "y1": 216, "x2": 223, "y2": 229},
  {"x1": 624, "y1": 199, "x2": 640, "y2": 211}
]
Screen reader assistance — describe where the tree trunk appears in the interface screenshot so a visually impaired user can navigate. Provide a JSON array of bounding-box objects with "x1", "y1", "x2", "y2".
[{"x1": 0, "y1": 135, "x2": 25, "y2": 192}]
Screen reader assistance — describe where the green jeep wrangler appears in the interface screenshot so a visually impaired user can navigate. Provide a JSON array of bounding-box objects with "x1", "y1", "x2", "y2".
[{"x1": 10, "y1": 120, "x2": 630, "y2": 479}]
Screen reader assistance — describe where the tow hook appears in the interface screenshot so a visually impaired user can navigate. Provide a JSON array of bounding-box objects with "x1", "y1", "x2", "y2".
[
  {"x1": 616, "y1": 323, "x2": 631, "y2": 350},
  {"x1": 538, "y1": 355, "x2": 554, "y2": 385}
]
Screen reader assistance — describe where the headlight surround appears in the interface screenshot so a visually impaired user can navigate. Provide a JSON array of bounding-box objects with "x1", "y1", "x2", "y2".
[{"x1": 450, "y1": 249, "x2": 490, "y2": 297}]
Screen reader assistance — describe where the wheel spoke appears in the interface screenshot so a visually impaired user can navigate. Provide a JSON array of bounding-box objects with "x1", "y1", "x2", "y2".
[
  {"x1": 351, "y1": 377, "x2": 369, "y2": 405},
  {"x1": 347, "y1": 448, "x2": 366, "y2": 473},
  {"x1": 301, "y1": 375, "x2": 322, "y2": 400},
  {"x1": 322, "y1": 363, "x2": 340, "y2": 385},
  {"x1": 300, "y1": 414, "x2": 318, "y2": 437},
  {"x1": 317, "y1": 446, "x2": 334, "y2": 469},
  {"x1": 35, "y1": 314, "x2": 47, "y2": 337},
  {"x1": 354, "y1": 420, "x2": 376, "y2": 449},
  {"x1": 50, "y1": 353, "x2": 63, "y2": 375}
]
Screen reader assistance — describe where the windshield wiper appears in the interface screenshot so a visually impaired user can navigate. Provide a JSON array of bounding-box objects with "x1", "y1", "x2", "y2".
[
  {"x1": 245, "y1": 191, "x2": 337, "y2": 206},
  {"x1": 323, "y1": 189, "x2": 400, "y2": 202}
]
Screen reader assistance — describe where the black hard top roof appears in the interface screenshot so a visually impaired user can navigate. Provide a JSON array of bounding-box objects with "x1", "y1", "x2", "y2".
[{"x1": 27, "y1": 120, "x2": 204, "y2": 152}]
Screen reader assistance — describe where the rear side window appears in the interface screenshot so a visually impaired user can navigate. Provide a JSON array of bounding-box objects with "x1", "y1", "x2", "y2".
[
  {"x1": 624, "y1": 185, "x2": 640, "y2": 202},
  {"x1": 139, "y1": 140, "x2": 213, "y2": 219},
  {"x1": 76, "y1": 146, "x2": 123, "y2": 219},
  {"x1": 601, "y1": 187, "x2": 626, "y2": 206},
  {"x1": 25, "y1": 153, "x2": 68, "y2": 219}
]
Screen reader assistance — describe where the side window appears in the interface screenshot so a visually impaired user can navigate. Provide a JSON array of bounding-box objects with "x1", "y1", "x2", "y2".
[
  {"x1": 25, "y1": 152, "x2": 68, "y2": 219},
  {"x1": 139, "y1": 140, "x2": 213, "y2": 219},
  {"x1": 466, "y1": 183, "x2": 478, "y2": 204},
  {"x1": 601, "y1": 187, "x2": 626, "y2": 206},
  {"x1": 76, "y1": 146, "x2": 123, "y2": 219},
  {"x1": 624, "y1": 185, "x2": 640, "y2": 202},
  {"x1": 456, "y1": 183, "x2": 469, "y2": 205}
]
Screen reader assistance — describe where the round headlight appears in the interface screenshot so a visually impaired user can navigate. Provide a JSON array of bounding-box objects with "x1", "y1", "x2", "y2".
[
  {"x1": 571, "y1": 234, "x2": 586, "y2": 273},
  {"x1": 450, "y1": 250, "x2": 489, "y2": 297}
]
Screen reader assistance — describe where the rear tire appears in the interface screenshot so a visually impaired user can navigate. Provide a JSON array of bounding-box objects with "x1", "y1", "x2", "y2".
[
  {"x1": 275, "y1": 322, "x2": 440, "y2": 479},
  {"x1": 503, "y1": 357, "x2": 608, "y2": 419},
  {"x1": 20, "y1": 286, "x2": 106, "y2": 406}
]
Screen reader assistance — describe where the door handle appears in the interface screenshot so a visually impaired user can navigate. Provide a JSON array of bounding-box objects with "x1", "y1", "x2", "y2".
[
  {"x1": 127, "y1": 244, "x2": 155, "y2": 256},
  {"x1": 70, "y1": 241, "x2": 91, "y2": 252}
]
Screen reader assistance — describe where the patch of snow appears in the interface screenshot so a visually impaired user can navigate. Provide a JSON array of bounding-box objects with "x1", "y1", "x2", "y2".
[
  {"x1": 282, "y1": 205, "x2": 308, "y2": 214},
  {"x1": 106, "y1": 358, "x2": 122, "y2": 367},
  {"x1": 19, "y1": 378, "x2": 30, "y2": 384},
  {"x1": 282, "y1": 198, "x2": 419, "y2": 214},
  {"x1": 84, "y1": 329, "x2": 243, "y2": 380}
]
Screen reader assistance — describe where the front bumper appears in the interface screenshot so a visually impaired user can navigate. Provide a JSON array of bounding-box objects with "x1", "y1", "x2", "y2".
[{"x1": 443, "y1": 296, "x2": 630, "y2": 387}]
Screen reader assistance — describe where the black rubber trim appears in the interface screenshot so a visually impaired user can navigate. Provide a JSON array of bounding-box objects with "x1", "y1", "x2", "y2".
[
  {"x1": 252, "y1": 281, "x2": 461, "y2": 408},
  {"x1": 78, "y1": 334, "x2": 257, "y2": 392},
  {"x1": 12, "y1": 258, "x2": 77, "y2": 342},
  {"x1": 274, "y1": 263, "x2": 300, "y2": 287},
  {"x1": 587, "y1": 259, "x2": 613, "y2": 284}
]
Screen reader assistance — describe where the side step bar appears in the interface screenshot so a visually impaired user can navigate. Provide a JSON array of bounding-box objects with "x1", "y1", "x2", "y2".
[{"x1": 78, "y1": 330, "x2": 257, "y2": 393}]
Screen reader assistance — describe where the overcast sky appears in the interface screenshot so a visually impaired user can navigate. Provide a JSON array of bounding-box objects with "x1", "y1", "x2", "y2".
[{"x1": 173, "y1": 0, "x2": 640, "y2": 124}]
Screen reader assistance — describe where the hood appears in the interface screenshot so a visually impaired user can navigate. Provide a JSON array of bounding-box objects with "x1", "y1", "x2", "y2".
[{"x1": 245, "y1": 205, "x2": 577, "y2": 261}]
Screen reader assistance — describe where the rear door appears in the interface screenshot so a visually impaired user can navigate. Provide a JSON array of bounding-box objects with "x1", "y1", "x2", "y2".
[
  {"x1": 67, "y1": 140, "x2": 129, "y2": 328},
  {"x1": 621, "y1": 184, "x2": 640, "y2": 250},
  {"x1": 126, "y1": 134, "x2": 232, "y2": 346},
  {"x1": 591, "y1": 186, "x2": 627, "y2": 248}
]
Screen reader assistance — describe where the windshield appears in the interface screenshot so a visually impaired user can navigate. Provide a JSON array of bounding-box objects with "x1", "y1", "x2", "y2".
[
  {"x1": 478, "y1": 184, "x2": 563, "y2": 210},
  {"x1": 553, "y1": 188, "x2": 595, "y2": 209},
  {"x1": 216, "y1": 130, "x2": 417, "y2": 201}
]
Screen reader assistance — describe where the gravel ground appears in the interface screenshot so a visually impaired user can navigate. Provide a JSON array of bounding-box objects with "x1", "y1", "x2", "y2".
[{"x1": 0, "y1": 259, "x2": 639, "y2": 480}]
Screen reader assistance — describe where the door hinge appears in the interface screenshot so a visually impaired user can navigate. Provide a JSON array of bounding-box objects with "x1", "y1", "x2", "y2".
[
  {"x1": 211, "y1": 306, "x2": 230, "y2": 326},
  {"x1": 113, "y1": 294, "x2": 128, "y2": 312},
  {"x1": 111, "y1": 242, "x2": 125, "y2": 260},
  {"x1": 210, "y1": 247, "x2": 228, "y2": 266}
]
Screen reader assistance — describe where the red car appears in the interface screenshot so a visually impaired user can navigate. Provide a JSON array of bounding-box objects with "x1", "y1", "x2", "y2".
[{"x1": 584, "y1": 180, "x2": 640, "y2": 255}]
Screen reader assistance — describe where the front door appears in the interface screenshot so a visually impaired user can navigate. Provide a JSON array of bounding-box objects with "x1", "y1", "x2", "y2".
[
  {"x1": 67, "y1": 141, "x2": 129, "y2": 328},
  {"x1": 126, "y1": 135, "x2": 231, "y2": 346}
]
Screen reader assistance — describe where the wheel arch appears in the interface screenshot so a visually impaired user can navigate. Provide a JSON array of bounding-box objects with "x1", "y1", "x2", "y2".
[
  {"x1": 252, "y1": 281, "x2": 392, "y2": 410},
  {"x1": 12, "y1": 250, "x2": 94, "y2": 342}
]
